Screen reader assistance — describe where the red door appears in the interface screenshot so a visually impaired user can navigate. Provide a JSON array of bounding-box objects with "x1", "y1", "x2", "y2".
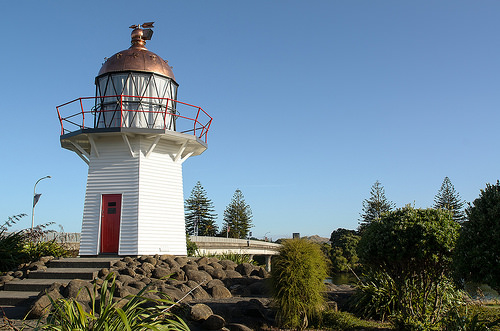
[{"x1": 100, "y1": 194, "x2": 121, "y2": 253}]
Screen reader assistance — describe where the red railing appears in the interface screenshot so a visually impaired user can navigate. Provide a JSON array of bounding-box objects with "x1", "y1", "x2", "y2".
[{"x1": 57, "y1": 95, "x2": 212, "y2": 143}]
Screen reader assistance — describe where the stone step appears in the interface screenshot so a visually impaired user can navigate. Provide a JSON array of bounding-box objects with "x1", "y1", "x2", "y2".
[
  {"x1": 48, "y1": 257, "x2": 119, "y2": 269},
  {"x1": 29, "y1": 268, "x2": 99, "y2": 280},
  {"x1": 0, "y1": 290, "x2": 39, "y2": 306},
  {"x1": 3, "y1": 279, "x2": 73, "y2": 292}
]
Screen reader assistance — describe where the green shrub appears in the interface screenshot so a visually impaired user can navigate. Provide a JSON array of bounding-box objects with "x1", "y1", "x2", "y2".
[
  {"x1": 186, "y1": 234, "x2": 198, "y2": 256},
  {"x1": 271, "y1": 238, "x2": 328, "y2": 329},
  {"x1": 0, "y1": 215, "x2": 74, "y2": 271},
  {"x1": 39, "y1": 273, "x2": 189, "y2": 330},
  {"x1": 23, "y1": 240, "x2": 72, "y2": 261},
  {"x1": 357, "y1": 206, "x2": 462, "y2": 329},
  {"x1": 0, "y1": 214, "x2": 29, "y2": 272}
]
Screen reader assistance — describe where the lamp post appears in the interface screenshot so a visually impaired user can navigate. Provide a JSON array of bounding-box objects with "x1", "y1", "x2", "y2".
[{"x1": 32, "y1": 176, "x2": 51, "y2": 230}]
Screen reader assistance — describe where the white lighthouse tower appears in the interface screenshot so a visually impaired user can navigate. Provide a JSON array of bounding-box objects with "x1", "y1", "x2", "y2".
[{"x1": 57, "y1": 23, "x2": 212, "y2": 256}]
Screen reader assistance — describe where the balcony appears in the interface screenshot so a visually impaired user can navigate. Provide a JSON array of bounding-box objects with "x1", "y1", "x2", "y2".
[{"x1": 57, "y1": 95, "x2": 212, "y2": 143}]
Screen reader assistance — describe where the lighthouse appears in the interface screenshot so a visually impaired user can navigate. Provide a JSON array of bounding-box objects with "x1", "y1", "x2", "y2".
[{"x1": 57, "y1": 23, "x2": 212, "y2": 256}]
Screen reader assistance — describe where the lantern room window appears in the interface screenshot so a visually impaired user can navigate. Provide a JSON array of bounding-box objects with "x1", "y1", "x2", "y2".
[{"x1": 94, "y1": 72, "x2": 179, "y2": 130}]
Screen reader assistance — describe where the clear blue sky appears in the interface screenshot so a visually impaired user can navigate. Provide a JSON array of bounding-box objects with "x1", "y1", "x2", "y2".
[{"x1": 2, "y1": 1, "x2": 499, "y2": 240}]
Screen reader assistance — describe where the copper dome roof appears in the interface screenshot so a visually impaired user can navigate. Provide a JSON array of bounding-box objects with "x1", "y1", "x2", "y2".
[{"x1": 97, "y1": 25, "x2": 176, "y2": 81}]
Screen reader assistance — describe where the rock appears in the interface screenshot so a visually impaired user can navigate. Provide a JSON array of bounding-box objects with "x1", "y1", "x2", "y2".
[
  {"x1": 99, "y1": 268, "x2": 110, "y2": 278},
  {"x1": 117, "y1": 285, "x2": 140, "y2": 298},
  {"x1": 160, "y1": 286, "x2": 186, "y2": 301},
  {"x1": 185, "y1": 270, "x2": 212, "y2": 283},
  {"x1": 134, "y1": 267, "x2": 146, "y2": 276},
  {"x1": 225, "y1": 270, "x2": 243, "y2": 278},
  {"x1": 159, "y1": 254, "x2": 174, "y2": 261},
  {"x1": 166, "y1": 279, "x2": 183, "y2": 286},
  {"x1": 196, "y1": 256, "x2": 209, "y2": 265},
  {"x1": 190, "y1": 285, "x2": 211, "y2": 300},
  {"x1": 28, "y1": 262, "x2": 47, "y2": 271},
  {"x1": 199, "y1": 264, "x2": 215, "y2": 273},
  {"x1": 206, "y1": 279, "x2": 225, "y2": 289},
  {"x1": 171, "y1": 269, "x2": 186, "y2": 281},
  {"x1": 190, "y1": 303, "x2": 213, "y2": 321},
  {"x1": 64, "y1": 279, "x2": 93, "y2": 301},
  {"x1": 27, "y1": 289, "x2": 63, "y2": 319},
  {"x1": 39, "y1": 256, "x2": 53, "y2": 264},
  {"x1": 119, "y1": 267, "x2": 136, "y2": 277},
  {"x1": 141, "y1": 262, "x2": 155, "y2": 272},
  {"x1": 226, "y1": 323, "x2": 253, "y2": 331},
  {"x1": 152, "y1": 267, "x2": 171, "y2": 279},
  {"x1": 128, "y1": 280, "x2": 147, "y2": 290},
  {"x1": 219, "y1": 260, "x2": 237, "y2": 270},
  {"x1": 140, "y1": 277, "x2": 152, "y2": 285},
  {"x1": 210, "y1": 285, "x2": 232, "y2": 299},
  {"x1": 209, "y1": 262, "x2": 223, "y2": 269},
  {"x1": 175, "y1": 256, "x2": 188, "y2": 267},
  {"x1": 175, "y1": 283, "x2": 192, "y2": 293},
  {"x1": 235, "y1": 263, "x2": 257, "y2": 277},
  {"x1": 207, "y1": 268, "x2": 226, "y2": 280},
  {"x1": 46, "y1": 282, "x2": 65, "y2": 293},
  {"x1": 117, "y1": 274, "x2": 135, "y2": 286},
  {"x1": 203, "y1": 314, "x2": 226, "y2": 330},
  {"x1": 123, "y1": 256, "x2": 134, "y2": 263},
  {"x1": 126, "y1": 261, "x2": 140, "y2": 268},
  {"x1": 163, "y1": 257, "x2": 180, "y2": 269},
  {"x1": 258, "y1": 267, "x2": 269, "y2": 278},
  {"x1": 113, "y1": 261, "x2": 127, "y2": 268},
  {"x1": 0, "y1": 275, "x2": 14, "y2": 283},
  {"x1": 145, "y1": 256, "x2": 158, "y2": 266},
  {"x1": 182, "y1": 264, "x2": 198, "y2": 273}
]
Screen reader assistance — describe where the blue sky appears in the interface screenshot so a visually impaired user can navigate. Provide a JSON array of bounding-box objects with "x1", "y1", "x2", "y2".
[{"x1": 1, "y1": 1, "x2": 499, "y2": 240}]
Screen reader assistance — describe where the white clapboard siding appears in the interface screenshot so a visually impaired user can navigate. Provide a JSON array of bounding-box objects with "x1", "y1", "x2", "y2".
[
  {"x1": 137, "y1": 138, "x2": 187, "y2": 255},
  {"x1": 80, "y1": 136, "x2": 139, "y2": 255},
  {"x1": 79, "y1": 134, "x2": 188, "y2": 256}
]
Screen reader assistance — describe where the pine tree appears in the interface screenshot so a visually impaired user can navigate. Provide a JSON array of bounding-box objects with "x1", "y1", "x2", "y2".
[
  {"x1": 221, "y1": 189, "x2": 253, "y2": 239},
  {"x1": 359, "y1": 180, "x2": 395, "y2": 232},
  {"x1": 184, "y1": 181, "x2": 218, "y2": 236},
  {"x1": 433, "y1": 176, "x2": 465, "y2": 222}
]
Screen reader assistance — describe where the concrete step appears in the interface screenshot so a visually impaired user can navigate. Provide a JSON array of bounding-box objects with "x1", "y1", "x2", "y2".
[
  {"x1": 0, "y1": 290, "x2": 39, "y2": 306},
  {"x1": 48, "y1": 257, "x2": 119, "y2": 269},
  {"x1": 29, "y1": 268, "x2": 99, "y2": 280},
  {"x1": 3, "y1": 279, "x2": 73, "y2": 292}
]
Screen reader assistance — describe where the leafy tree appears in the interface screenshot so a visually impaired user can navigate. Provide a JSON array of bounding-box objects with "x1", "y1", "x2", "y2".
[
  {"x1": 454, "y1": 181, "x2": 500, "y2": 293},
  {"x1": 184, "y1": 181, "x2": 217, "y2": 236},
  {"x1": 357, "y1": 206, "x2": 461, "y2": 329},
  {"x1": 221, "y1": 189, "x2": 253, "y2": 239},
  {"x1": 329, "y1": 228, "x2": 360, "y2": 273},
  {"x1": 433, "y1": 176, "x2": 466, "y2": 222},
  {"x1": 272, "y1": 238, "x2": 328, "y2": 329},
  {"x1": 358, "y1": 180, "x2": 395, "y2": 232}
]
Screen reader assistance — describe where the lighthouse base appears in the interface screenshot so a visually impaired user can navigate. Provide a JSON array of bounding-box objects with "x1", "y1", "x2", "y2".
[{"x1": 77, "y1": 133, "x2": 200, "y2": 256}]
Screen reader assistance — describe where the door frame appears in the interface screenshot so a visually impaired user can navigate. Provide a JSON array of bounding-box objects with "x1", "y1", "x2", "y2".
[{"x1": 99, "y1": 194, "x2": 122, "y2": 254}]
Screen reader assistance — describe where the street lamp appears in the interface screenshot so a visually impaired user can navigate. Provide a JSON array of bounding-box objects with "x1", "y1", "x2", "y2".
[{"x1": 32, "y1": 176, "x2": 51, "y2": 230}]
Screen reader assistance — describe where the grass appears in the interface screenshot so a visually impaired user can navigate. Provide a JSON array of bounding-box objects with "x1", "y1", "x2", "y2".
[{"x1": 315, "y1": 310, "x2": 393, "y2": 330}]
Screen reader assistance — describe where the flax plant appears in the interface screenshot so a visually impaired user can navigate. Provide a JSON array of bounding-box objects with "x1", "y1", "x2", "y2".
[{"x1": 37, "y1": 274, "x2": 189, "y2": 331}]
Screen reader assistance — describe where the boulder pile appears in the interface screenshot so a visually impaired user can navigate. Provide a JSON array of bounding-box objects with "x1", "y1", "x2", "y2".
[{"x1": 26, "y1": 255, "x2": 274, "y2": 330}]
